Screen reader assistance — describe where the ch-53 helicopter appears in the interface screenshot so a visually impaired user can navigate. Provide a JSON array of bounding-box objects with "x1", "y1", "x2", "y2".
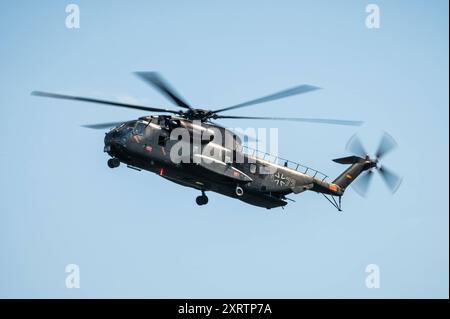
[{"x1": 32, "y1": 72, "x2": 401, "y2": 210}]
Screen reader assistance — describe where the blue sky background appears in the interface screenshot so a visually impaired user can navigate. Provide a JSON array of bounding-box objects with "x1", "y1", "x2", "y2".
[{"x1": 0, "y1": 0, "x2": 448, "y2": 298}]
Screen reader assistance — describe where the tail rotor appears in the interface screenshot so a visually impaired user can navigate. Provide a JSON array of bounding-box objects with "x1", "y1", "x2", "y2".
[{"x1": 346, "y1": 132, "x2": 402, "y2": 197}]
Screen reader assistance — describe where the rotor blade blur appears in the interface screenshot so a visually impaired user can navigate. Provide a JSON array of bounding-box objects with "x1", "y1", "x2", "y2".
[
  {"x1": 376, "y1": 131, "x2": 398, "y2": 159},
  {"x1": 378, "y1": 165, "x2": 402, "y2": 194},
  {"x1": 226, "y1": 127, "x2": 259, "y2": 142},
  {"x1": 346, "y1": 134, "x2": 368, "y2": 157},
  {"x1": 213, "y1": 84, "x2": 321, "y2": 113},
  {"x1": 216, "y1": 115, "x2": 363, "y2": 126},
  {"x1": 351, "y1": 170, "x2": 374, "y2": 197},
  {"x1": 81, "y1": 122, "x2": 124, "y2": 129},
  {"x1": 134, "y1": 72, "x2": 192, "y2": 109},
  {"x1": 31, "y1": 91, "x2": 179, "y2": 114}
]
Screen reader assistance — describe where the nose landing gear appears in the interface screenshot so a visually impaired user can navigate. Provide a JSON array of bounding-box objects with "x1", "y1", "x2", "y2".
[
  {"x1": 107, "y1": 158, "x2": 120, "y2": 168},
  {"x1": 196, "y1": 191, "x2": 209, "y2": 206}
]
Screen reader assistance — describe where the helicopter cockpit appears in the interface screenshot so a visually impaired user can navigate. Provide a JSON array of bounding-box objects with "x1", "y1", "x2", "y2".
[
  {"x1": 128, "y1": 117, "x2": 182, "y2": 145},
  {"x1": 156, "y1": 115, "x2": 181, "y2": 130},
  {"x1": 132, "y1": 120, "x2": 147, "y2": 136}
]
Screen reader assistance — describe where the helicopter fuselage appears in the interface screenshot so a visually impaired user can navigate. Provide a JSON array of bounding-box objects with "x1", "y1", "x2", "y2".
[{"x1": 104, "y1": 116, "x2": 343, "y2": 209}]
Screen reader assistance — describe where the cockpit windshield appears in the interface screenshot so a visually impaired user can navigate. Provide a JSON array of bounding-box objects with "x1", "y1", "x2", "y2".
[{"x1": 133, "y1": 121, "x2": 147, "y2": 136}]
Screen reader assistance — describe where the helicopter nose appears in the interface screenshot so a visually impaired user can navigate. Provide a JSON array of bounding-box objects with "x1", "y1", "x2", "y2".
[
  {"x1": 104, "y1": 132, "x2": 113, "y2": 152},
  {"x1": 104, "y1": 129, "x2": 127, "y2": 152}
]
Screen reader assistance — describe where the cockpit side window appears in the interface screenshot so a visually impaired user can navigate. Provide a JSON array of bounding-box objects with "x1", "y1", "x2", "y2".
[
  {"x1": 133, "y1": 122, "x2": 147, "y2": 136},
  {"x1": 158, "y1": 135, "x2": 166, "y2": 146},
  {"x1": 224, "y1": 149, "x2": 232, "y2": 164}
]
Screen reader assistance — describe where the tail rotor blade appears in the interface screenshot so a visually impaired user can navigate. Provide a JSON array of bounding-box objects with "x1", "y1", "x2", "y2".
[
  {"x1": 378, "y1": 165, "x2": 402, "y2": 194},
  {"x1": 346, "y1": 134, "x2": 368, "y2": 157},
  {"x1": 376, "y1": 132, "x2": 398, "y2": 159},
  {"x1": 351, "y1": 170, "x2": 374, "y2": 197}
]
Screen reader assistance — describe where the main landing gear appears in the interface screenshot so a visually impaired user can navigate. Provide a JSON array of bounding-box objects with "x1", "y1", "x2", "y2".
[
  {"x1": 196, "y1": 191, "x2": 208, "y2": 206},
  {"x1": 107, "y1": 158, "x2": 120, "y2": 168}
]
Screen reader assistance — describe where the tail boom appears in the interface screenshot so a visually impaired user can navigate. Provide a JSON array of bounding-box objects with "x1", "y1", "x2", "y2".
[
  {"x1": 332, "y1": 156, "x2": 376, "y2": 191},
  {"x1": 311, "y1": 155, "x2": 376, "y2": 197}
]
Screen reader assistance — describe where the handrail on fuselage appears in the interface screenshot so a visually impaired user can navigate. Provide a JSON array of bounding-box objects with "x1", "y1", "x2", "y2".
[{"x1": 236, "y1": 145, "x2": 328, "y2": 181}]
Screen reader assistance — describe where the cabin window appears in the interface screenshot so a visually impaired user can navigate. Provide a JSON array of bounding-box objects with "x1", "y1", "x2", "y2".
[
  {"x1": 259, "y1": 164, "x2": 271, "y2": 174},
  {"x1": 250, "y1": 164, "x2": 257, "y2": 174},
  {"x1": 193, "y1": 145, "x2": 200, "y2": 155},
  {"x1": 157, "y1": 116, "x2": 166, "y2": 125},
  {"x1": 224, "y1": 150, "x2": 232, "y2": 163},
  {"x1": 158, "y1": 134, "x2": 167, "y2": 146}
]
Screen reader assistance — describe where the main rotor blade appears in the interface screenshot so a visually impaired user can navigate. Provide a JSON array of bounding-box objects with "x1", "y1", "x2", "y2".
[
  {"x1": 346, "y1": 134, "x2": 368, "y2": 157},
  {"x1": 213, "y1": 84, "x2": 321, "y2": 113},
  {"x1": 81, "y1": 122, "x2": 124, "y2": 129},
  {"x1": 378, "y1": 165, "x2": 402, "y2": 194},
  {"x1": 351, "y1": 170, "x2": 374, "y2": 197},
  {"x1": 31, "y1": 91, "x2": 179, "y2": 114},
  {"x1": 135, "y1": 72, "x2": 192, "y2": 109},
  {"x1": 215, "y1": 115, "x2": 363, "y2": 126},
  {"x1": 376, "y1": 132, "x2": 398, "y2": 159}
]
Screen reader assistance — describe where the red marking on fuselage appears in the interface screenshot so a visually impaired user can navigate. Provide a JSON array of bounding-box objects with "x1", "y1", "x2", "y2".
[{"x1": 329, "y1": 184, "x2": 338, "y2": 191}]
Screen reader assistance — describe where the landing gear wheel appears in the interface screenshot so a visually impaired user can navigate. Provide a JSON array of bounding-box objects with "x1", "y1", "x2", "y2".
[
  {"x1": 196, "y1": 194, "x2": 208, "y2": 206},
  {"x1": 107, "y1": 158, "x2": 120, "y2": 168}
]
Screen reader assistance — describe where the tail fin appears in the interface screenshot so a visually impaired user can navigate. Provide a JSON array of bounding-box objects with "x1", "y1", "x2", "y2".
[{"x1": 332, "y1": 156, "x2": 375, "y2": 191}]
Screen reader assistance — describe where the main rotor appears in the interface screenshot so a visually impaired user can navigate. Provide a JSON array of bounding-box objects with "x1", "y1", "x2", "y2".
[{"x1": 32, "y1": 71, "x2": 364, "y2": 128}]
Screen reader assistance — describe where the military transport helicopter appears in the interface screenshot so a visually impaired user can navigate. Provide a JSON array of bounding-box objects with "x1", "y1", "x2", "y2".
[{"x1": 32, "y1": 72, "x2": 401, "y2": 210}]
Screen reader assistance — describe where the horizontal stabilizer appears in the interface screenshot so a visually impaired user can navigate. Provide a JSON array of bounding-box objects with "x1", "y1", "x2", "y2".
[{"x1": 332, "y1": 155, "x2": 364, "y2": 165}]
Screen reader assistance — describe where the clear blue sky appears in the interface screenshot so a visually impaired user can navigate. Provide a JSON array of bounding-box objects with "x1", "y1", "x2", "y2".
[{"x1": 0, "y1": 0, "x2": 448, "y2": 298}]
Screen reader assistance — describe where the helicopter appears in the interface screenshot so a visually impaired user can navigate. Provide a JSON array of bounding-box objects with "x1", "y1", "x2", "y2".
[{"x1": 31, "y1": 72, "x2": 402, "y2": 210}]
